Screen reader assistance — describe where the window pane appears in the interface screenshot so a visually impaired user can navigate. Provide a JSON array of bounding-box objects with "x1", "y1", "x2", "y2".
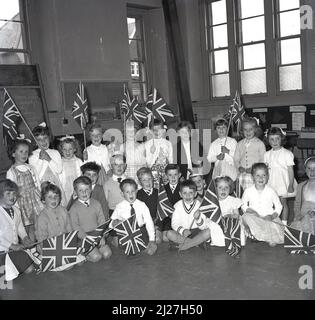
[
  {"x1": 0, "y1": 51, "x2": 26, "y2": 64},
  {"x1": 0, "y1": 20, "x2": 23, "y2": 49},
  {"x1": 211, "y1": 73, "x2": 230, "y2": 97},
  {"x1": 0, "y1": 0, "x2": 20, "y2": 21},
  {"x1": 132, "y1": 82, "x2": 147, "y2": 102},
  {"x1": 241, "y1": 69, "x2": 266, "y2": 94},
  {"x1": 210, "y1": 0, "x2": 227, "y2": 25},
  {"x1": 241, "y1": 43, "x2": 265, "y2": 69},
  {"x1": 240, "y1": 0, "x2": 264, "y2": 19},
  {"x1": 127, "y1": 17, "x2": 142, "y2": 40},
  {"x1": 280, "y1": 38, "x2": 301, "y2": 64},
  {"x1": 279, "y1": 0, "x2": 300, "y2": 12},
  {"x1": 241, "y1": 16, "x2": 265, "y2": 43},
  {"x1": 212, "y1": 24, "x2": 228, "y2": 48},
  {"x1": 279, "y1": 64, "x2": 302, "y2": 91},
  {"x1": 211, "y1": 49, "x2": 229, "y2": 73},
  {"x1": 279, "y1": 10, "x2": 301, "y2": 37},
  {"x1": 129, "y1": 39, "x2": 143, "y2": 60}
]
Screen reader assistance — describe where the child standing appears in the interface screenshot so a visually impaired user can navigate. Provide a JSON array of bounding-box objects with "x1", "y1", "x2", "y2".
[
  {"x1": 264, "y1": 127, "x2": 296, "y2": 225},
  {"x1": 136, "y1": 167, "x2": 162, "y2": 244},
  {"x1": 241, "y1": 163, "x2": 284, "y2": 246},
  {"x1": 234, "y1": 118, "x2": 266, "y2": 190},
  {"x1": 166, "y1": 180, "x2": 210, "y2": 251},
  {"x1": 69, "y1": 176, "x2": 112, "y2": 262},
  {"x1": 103, "y1": 154, "x2": 127, "y2": 216},
  {"x1": 189, "y1": 167, "x2": 206, "y2": 202},
  {"x1": 83, "y1": 124, "x2": 111, "y2": 186},
  {"x1": 58, "y1": 136, "x2": 83, "y2": 205},
  {"x1": 110, "y1": 178, "x2": 157, "y2": 255},
  {"x1": 6, "y1": 138, "x2": 43, "y2": 240},
  {"x1": 207, "y1": 118, "x2": 237, "y2": 181},
  {"x1": 0, "y1": 180, "x2": 33, "y2": 256},
  {"x1": 145, "y1": 119, "x2": 173, "y2": 188},
  {"x1": 123, "y1": 121, "x2": 146, "y2": 181},
  {"x1": 291, "y1": 157, "x2": 315, "y2": 234},
  {"x1": 29, "y1": 123, "x2": 66, "y2": 206},
  {"x1": 35, "y1": 182, "x2": 72, "y2": 242}
]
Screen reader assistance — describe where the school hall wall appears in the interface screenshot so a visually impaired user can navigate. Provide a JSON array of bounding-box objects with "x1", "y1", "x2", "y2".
[{"x1": 26, "y1": 0, "x2": 171, "y2": 136}]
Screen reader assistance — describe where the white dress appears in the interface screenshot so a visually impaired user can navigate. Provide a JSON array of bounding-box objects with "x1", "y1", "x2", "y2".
[
  {"x1": 59, "y1": 157, "x2": 83, "y2": 205},
  {"x1": 264, "y1": 147, "x2": 296, "y2": 197},
  {"x1": 219, "y1": 196, "x2": 246, "y2": 246},
  {"x1": 207, "y1": 137, "x2": 238, "y2": 181},
  {"x1": 241, "y1": 185, "x2": 284, "y2": 244}
]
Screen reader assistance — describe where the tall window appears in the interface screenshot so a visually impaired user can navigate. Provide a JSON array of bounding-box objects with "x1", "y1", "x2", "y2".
[
  {"x1": 237, "y1": 0, "x2": 267, "y2": 94},
  {"x1": 0, "y1": 0, "x2": 29, "y2": 64},
  {"x1": 127, "y1": 16, "x2": 147, "y2": 102},
  {"x1": 205, "y1": 0, "x2": 303, "y2": 98},
  {"x1": 207, "y1": 0, "x2": 230, "y2": 97},
  {"x1": 276, "y1": 0, "x2": 302, "y2": 91}
]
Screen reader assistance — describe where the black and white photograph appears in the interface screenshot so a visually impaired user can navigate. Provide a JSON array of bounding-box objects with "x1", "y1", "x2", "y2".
[{"x1": 0, "y1": 0, "x2": 314, "y2": 305}]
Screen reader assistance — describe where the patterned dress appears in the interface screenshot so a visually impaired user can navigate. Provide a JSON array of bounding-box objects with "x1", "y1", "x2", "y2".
[{"x1": 7, "y1": 165, "x2": 43, "y2": 226}]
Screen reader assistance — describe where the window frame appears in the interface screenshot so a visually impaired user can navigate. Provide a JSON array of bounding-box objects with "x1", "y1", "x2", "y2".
[
  {"x1": 127, "y1": 10, "x2": 149, "y2": 103},
  {"x1": 0, "y1": 0, "x2": 30, "y2": 64}
]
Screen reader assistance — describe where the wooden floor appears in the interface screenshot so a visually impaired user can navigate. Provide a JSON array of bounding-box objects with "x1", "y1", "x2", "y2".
[{"x1": 1, "y1": 242, "x2": 314, "y2": 300}]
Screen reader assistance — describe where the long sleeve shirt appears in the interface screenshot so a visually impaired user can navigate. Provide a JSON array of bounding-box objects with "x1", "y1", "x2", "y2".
[
  {"x1": 29, "y1": 148, "x2": 63, "y2": 181},
  {"x1": 0, "y1": 206, "x2": 28, "y2": 252},
  {"x1": 144, "y1": 138, "x2": 173, "y2": 168},
  {"x1": 241, "y1": 185, "x2": 283, "y2": 217},
  {"x1": 85, "y1": 144, "x2": 110, "y2": 172},
  {"x1": 110, "y1": 199, "x2": 155, "y2": 242},
  {"x1": 35, "y1": 206, "x2": 72, "y2": 242},
  {"x1": 234, "y1": 137, "x2": 266, "y2": 170},
  {"x1": 69, "y1": 198, "x2": 105, "y2": 236},
  {"x1": 207, "y1": 137, "x2": 237, "y2": 165},
  {"x1": 171, "y1": 200, "x2": 207, "y2": 235}
]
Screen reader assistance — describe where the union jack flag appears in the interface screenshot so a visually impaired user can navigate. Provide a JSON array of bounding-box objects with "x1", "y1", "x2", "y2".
[
  {"x1": 121, "y1": 85, "x2": 131, "y2": 116},
  {"x1": 41, "y1": 231, "x2": 81, "y2": 272},
  {"x1": 79, "y1": 220, "x2": 111, "y2": 255},
  {"x1": 221, "y1": 215, "x2": 242, "y2": 257},
  {"x1": 2, "y1": 88, "x2": 21, "y2": 143},
  {"x1": 146, "y1": 88, "x2": 174, "y2": 123},
  {"x1": 114, "y1": 215, "x2": 149, "y2": 256},
  {"x1": 157, "y1": 184, "x2": 174, "y2": 221},
  {"x1": 72, "y1": 82, "x2": 89, "y2": 130},
  {"x1": 284, "y1": 226, "x2": 315, "y2": 255},
  {"x1": 199, "y1": 179, "x2": 222, "y2": 224},
  {"x1": 226, "y1": 91, "x2": 246, "y2": 135}
]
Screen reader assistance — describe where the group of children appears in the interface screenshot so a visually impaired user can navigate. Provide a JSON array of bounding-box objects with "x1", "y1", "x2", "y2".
[{"x1": 0, "y1": 116, "x2": 314, "y2": 274}]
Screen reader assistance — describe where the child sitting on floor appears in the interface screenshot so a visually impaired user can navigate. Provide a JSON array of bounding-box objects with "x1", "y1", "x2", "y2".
[
  {"x1": 36, "y1": 182, "x2": 72, "y2": 243},
  {"x1": 136, "y1": 167, "x2": 162, "y2": 244},
  {"x1": 110, "y1": 178, "x2": 157, "y2": 255},
  {"x1": 103, "y1": 154, "x2": 127, "y2": 216},
  {"x1": 241, "y1": 163, "x2": 284, "y2": 246},
  {"x1": 291, "y1": 157, "x2": 315, "y2": 234},
  {"x1": 69, "y1": 176, "x2": 112, "y2": 262},
  {"x1": 0, "y1": 179, "x2": 34, "y2": 273},
  {"x1": 166, "y1": 180, "x2": 210, "y2": 251}
]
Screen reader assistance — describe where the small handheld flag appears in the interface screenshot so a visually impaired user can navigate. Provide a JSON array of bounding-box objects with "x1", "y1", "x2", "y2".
[
  {"x1": 72, "y1": 82, "x2": 89, "y2": 130},
  {"x1": 157, "y1": 184, "x2": 174, "y2": 221}
]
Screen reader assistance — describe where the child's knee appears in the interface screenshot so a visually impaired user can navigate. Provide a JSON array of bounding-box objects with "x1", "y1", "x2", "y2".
[
  {"x1": 163, "y1": 230, "x2": 170, "y2": 242},
  {"x1": 155, "y1": 229, "x2": 162, "y2": 244},
  {"x1": 87, "y1": 248, "x2": 102, "y2": 263},
  {"x1": 100, "y1": 244, "x2": 112, "y2": 260}
]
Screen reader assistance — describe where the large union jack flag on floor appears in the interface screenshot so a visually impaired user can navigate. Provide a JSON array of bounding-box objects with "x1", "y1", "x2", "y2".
[
  {"x1": 284, "y1": 226, "x2": 315, "y2": 255},
  {"x1": 157, "y1": 184, "x2": 174, "y2": 221},
  {"x1": 199, "y1": 179, "x2": 222, "y2": 224},
  {"x1": 221, "y1": 215, "x2": 242, "y2": 257},
  {"x1": 2, "y1": 88, "x2": 21, "y2": 143},
  {"x1": 72, "y1": 82, "x2": 89, "y2": 130},
  {"x1": 79, "y1": 220, "x2": 111, "y2": 255},
  {"x1": 114, "y1": 215, "x2": 149, "y2": 256},
  {"x1": 146, "y1": 88, "x2": 174, "y2": 123},
  {"x1": 41, "y1": 231, "x2": 81, "y2": 271}
]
